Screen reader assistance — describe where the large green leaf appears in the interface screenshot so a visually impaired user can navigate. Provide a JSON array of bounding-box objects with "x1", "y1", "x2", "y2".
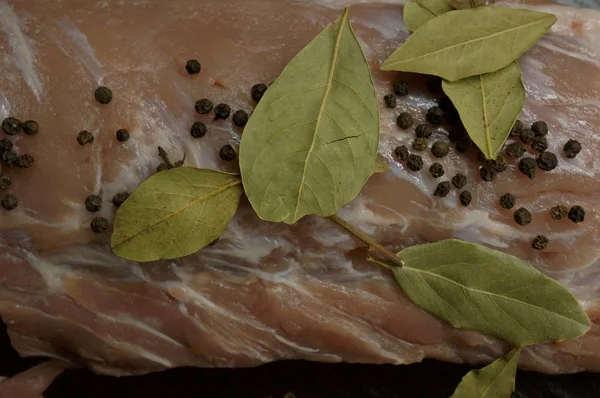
[
  {"x1": 381, "y1": 7, "x2": 556, "y2": 81},
  {"x1": 111, "y1": 168, "x2": 243, "y2": 262},
  {"x1": 393, "y1": 240, "x2": 590, "y2": 346},
  {"x1": 404, "y1": 0, "x2": 454, "y2": 32},
  {"x1": 239, "y1": 8, "x2": 379, "y2": 224},
  {"x1": 442, "y1": 62, "x2": 525, "y2": 159},
  {"x1": 451, "y1": 348, "x2": 521, "y2": 398}
]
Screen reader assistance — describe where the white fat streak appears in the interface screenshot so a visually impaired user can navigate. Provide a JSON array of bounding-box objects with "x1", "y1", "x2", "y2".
[
  {"x1": 338, "y1": 195, "x2": 408, "y2": 235},
  {"x1": 0, "y1": 91, "x2": 10, "y2": 117},
  {"x1": 59, "y1": 18, "x2": 103, "y2": 84},
  {"x1": 25, "y1": 252, "x2": 67, "y2": 292},
  {"x1": 0, "y1": 2, "x2": 43, "y2": 102},
  {"x1": 538, "y1": 39, "x2": 599, "y2": 66}
]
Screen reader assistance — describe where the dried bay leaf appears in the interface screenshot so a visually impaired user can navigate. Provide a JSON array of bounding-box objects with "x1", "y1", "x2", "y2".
[
  {"x1": 451, "y1": 348, "x2": 521, "y2": 398},
  {"x1": 381, "y1": 7, "x2": 556, "y2": 81},
  {"x1": 403, "y1": 0, "x2": 454, "y2": 32},
  {"x1": 442, "y1": 62, "x2": 525, "y2": 159},
  {"x1": 371, "y1": 153, "x2": 390, "y2": 175},
  {"x1": 111, "y1": 168, "x2": 243, "y2": 262},
  {"x1": 393, "y1": 239, "x2": 590, "y2": 346},
  {"x1": 239, "y1": 8, "x2": 379, "y2": 224}
]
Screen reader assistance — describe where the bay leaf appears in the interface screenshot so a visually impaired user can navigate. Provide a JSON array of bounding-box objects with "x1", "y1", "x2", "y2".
[
  {"x1": 442, "y1": 62, "x2": 525, "y2": 160},
  {"x1": 381, "y1": 7, "x2": 557, "y2": 82},
  {"x1": 371, "y1": 153, "x2": 390, "y2": 175},
  {"x1": 111, "y1": 168, "x2": 243, "y2": 262},
  {"x1": 404, "y1": 0, "x2": 454, "y2": 32},
  {"x1": 239, "y1": 8, "x2": 379, "y2": 224},
  {"x1": 393, "y1": 239, "x2": 590, "y2": 346},
  {"x1": 451, "y1": 0, "x2": 493, "y2": 9},
  {"x1": 451, "y1": 348, "x2": 521, "y2": 398}
]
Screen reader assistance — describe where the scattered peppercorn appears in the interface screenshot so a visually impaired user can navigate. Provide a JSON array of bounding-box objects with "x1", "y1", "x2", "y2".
[
  {"x1": 94, "y1": 86, "x2": 113, "y2": 104},
  {"x1": 85, "y1": 195, "x2": 102, "y2": 213},
  {"x1": 15, "y1": 154, "x2": 34, "y2": 169},
  {"x1": 116, "y1": 129, "x2": 130, "y2": 143},
  {"x1": 514, "y1": 208, "x2": 532, "y2": 226},
  {"x1": 1, "y1": 150, "x2": 17, "y2": 166},
  {"x1": 185, "y1": 59, "x2": 201, "y2": 75},
  {"x1": 397, "y1": 112, "x2": 413, "y2": 129},
  {"x1": 483, "y1": 157, "x2": 507, "y2": 174},
  {"x1": 384, "y1": 94, "x2": 396, "y2": 108},
  {"x1": 568, "y1": 205, "x2": 585, "y2": 223},
  {"x1": 412, "y1": 137, "x2": 428, "y2": 151},
  {"x1": 91, "y1": 217, "x2": 109, "y2": 233},
  {"x1": 214, "y1": 104, "x2": 231, "y2": 120},
  {"x1": 455, "y1": 139, "x2": 470, "y2": 153},
  {"x1": 251, "y1": 83, "x2": 268, "y2": 103},
  {"x1": 438, "y1": 97, "x2": 458, "y2": 124},
  {"x1": 394, "y1": 145, "x2": 409, "y2": 162},
  {"x1": 0, "y1": 139, "x2": 13, "y2": 153},
  {"x1": 479, "y1": 166, "x2": 495, "y2": 182},
  {"x1": 156, "y1": 163, "x2": 170, "y2": 172},
  {"x1": 510, "y1": 120, "x2": 523, "y2": 137},
  {"x1": 532, "y1": 235, "x2": 549, "y2": 251},
  {"x1": 426, "y1": 106, "x2": 444, "y2": 125},
  {"x1": 111, "y1": 192, "x2": 129, "y2": 208},
  {"x1": 393, "y1": 80, "x2": 409, "y2": 96},
  {"x1": 563, "y1": 139, "x2": 581, "y2": 159},
  {"x1": 406, "y1": 154, "x2": 423, "y2": 171},
  {"x1": 431, "y1": 141, "x2": 449, "y2": 158},
  {"x1": 449, "y1": 127, "x2": 466, "y2": 142},
  {"x1": 429, "y1": 162, "x2": 444, "y2": 178},
  {"x1": 219, "y1": 145, "x2": 237, "y2": 161},
  {"x1": 0, "y1": 176, "x2": 10, "y2": 190},
  {"x1": 518, "y1": 157, "x2": 536, "y2": 179},
  {"x1": 190, "y1": 121, "x2": 207, "y2": 138},
  {"x1": 499, "y1": 193, "x2": 515, "y2": 209},
  {"x1": 531, "y1": 121, "x2": 548, "y2": 136},
  {"x1": 434, "y1": 181, "x2": 451, "y2": 197},
  {"x1": 505, "y1": 142, "x2": 525, "y2": 158},
  {"x1": 520, "y1": 128, "x2": 535, "y2": 144},
  {"x1": 460, "y1": 190, "x2": 472, "y2": 207},
  {"x1": 232, "y1": 110, "x2": 249, "y2": 127},
  {"x1": 531, "y1": 136, "x2": 548, "y2": 153},
  {"x1": 452, "y1": 174, "x2": 467, "y2": 189},
  {"x1": 1, "y1": 117, "x2": 21, "y2": 136},
  {"x1": 195, "y1": 99, "x2": 213, "y2": 114},
  {"x1": 77, "y1": 130, "x2": 94, "y2": 146},
  {"x1": 537, "y1": 151, "x2": 558, "y2": 171},
  {"x1": 415, "y1": 124, "x2": 433, "y2": 138},
  {"x1": 0, "y1": 194, "x2": 17, "y2": 211},
  {"x1": 550, "y1": 205, "x2": 568, "y2": 220},
  {"x1": 21, "y1": 120, "x2": 39, "y2": 136}
]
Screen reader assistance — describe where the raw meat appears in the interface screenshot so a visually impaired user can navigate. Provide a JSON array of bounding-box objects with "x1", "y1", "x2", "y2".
[{"x1": 0, "y1": 0, "x2": 599, "y2": 377}]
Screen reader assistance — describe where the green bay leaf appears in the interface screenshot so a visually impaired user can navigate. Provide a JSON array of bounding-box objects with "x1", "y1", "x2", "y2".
[
  {"x1": 239, "y1": 8, "x2": 379, "y2": 224},
  {"x1": 442, "y1": 62, "x2": 525, "y2": 160},
  {"x1": 451, "y1": 348, "x2": 521, "y2": 398},
  {"x1": 371, "y1": 153, "x2": 390, "y2": 176},
  {"x1": 111, "y1": 168, "x2": 243, "y2": 262},
  {"x1": 404, "y1": 0, "x2": 454, "y2": 32},
  {"x1": 393, "y1": 239, "x2": 590, "y2": 346},
  {"x1": 381, "y1": 7, "x2": 556, "y2": 81}
]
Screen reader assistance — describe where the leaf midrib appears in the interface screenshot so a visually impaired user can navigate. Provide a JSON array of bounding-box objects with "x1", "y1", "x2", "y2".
[{"x1": 479, "y1": 74, "x2": 493, "y2": 157}]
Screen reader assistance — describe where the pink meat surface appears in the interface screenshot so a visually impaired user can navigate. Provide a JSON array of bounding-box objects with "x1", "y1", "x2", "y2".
[{"x1": 0, "y1": 0, "x2": 599, "y2": 376}]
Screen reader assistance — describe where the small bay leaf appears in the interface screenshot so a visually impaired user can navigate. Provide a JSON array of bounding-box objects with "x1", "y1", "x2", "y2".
[
  {"x1": 451, "y1": 348, "x2": 521, "y2": 398},
  {"x1": 381, "y1": 7, "x2": 556, "y2": 81},
  {"x1": 239, "y1": 8, "x2": 379, "y2": 224},
  {"x1": 371, "y1": 153, "x2": 390, "y2": 175},
  {"x1": 111, "y1": 168, "x2": 243, "y2": 262},
  {"x1": 404, "y1": 0, "x2": 454, "y2": 32},
  {"x1": 393, "y1": 239, "x2": 590, "y2": 346},
  {"x1": 442, "y1": 62, "x2": 525, "y2": 159}
]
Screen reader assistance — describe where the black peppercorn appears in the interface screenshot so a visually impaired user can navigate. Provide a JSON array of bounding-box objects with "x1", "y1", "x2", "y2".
[
  {"x1": 219, "y1": 144, "x2": 237, "y2": 161},
  {"x1": 531, "y1": 121, "x2": 548, "y2": 136},
  {"x1": 415, "y1": 124, "x2": 433, "y2": 138},
  {"x1": 214, "y1": 104, "x2": 231, "y2": 120},
  {"x1": 91, "y1": 217, "x2": 109, "y2": 233},
  {"x1": 15, "y1": 154, "x2": 34, "y2": 169},
  {"x1": 449, "y1": 127, "x2": 466, "y2": 142},
  {"x1": 1, "y1": 150, "x2": 17, "y2": 166},
  {"x1": 459, "y1": 190, "x2": 472, "y2": 207},
  {"x1": 514, "y1": 208, "x2": 532, "y2": 226},
  {"x1": 185, "y1": 59, "x2": 201, "y2": 75},
  {"x1": 563, "y1": 139, "x2": 581, "y2": 159},
  {"x1": 429, "y1": 162, "x2": 444, "y2": 178},
  {"x1": 393, "y1": 80, "x2": 409, "y2": 96},
  {"x1": 510, "y1": 120, "x2": 523, "y2": 137},
  {"x1": 77, "y1": 130, "x2": 94, "y2": 146},
  {"x1": 537, "y1": 151, "x2": 558, "y2": 171},
  {"x1": 195, "y1": 99, "x2": 213, "y2": 114},
  {"x1": 251, "y1": 83, "x2": 268, "y2": 103},
  {"x1": 518, "y1": 157, "x2": 536, "y2": 179},
  {"x1": 456, "y1": 139, "x2": 471, "y2": 153},
  {"x1": 116, "y1": 129, "x2": 130, "y2": 143},
  {"x1": 506, "y1": 142, "x2": 525, "y2": 158},
  {"x1": 434, "y1": 181, "x2": 451, "y2": 197},
  {"x1": 406, "y1": 154, "x2": 423, "y2": 171},
  {"x1": 0, "y1": 194, "x2": 17, "y2": 211},
  {"x1": 431, "y1": 141, "x2": 449, "y2": 158},
  {"x1": 499, "y1": 193, "x2": 515, "y2": 209},
  {"x1": 21, "y1": 120, "x2": 39, "y2": 136},
  {"x1": 397, "y1": 112, "x2": 413, "y2": 129},
  {"x1": 520, "y1": 128, "x2": 535, "y2": 144},
  {"x1": 190, "y1": 121, "x2": 207, "y2": 138},
  {"x1": 0, "y1": 176, "x2": 10, "y2": 190},
  {"x1": 85, "y1": 195, "x2": 102, "y2": 212},
  {"x1": 531, "y1": 136, "x2": 548, "y2": 153},
  {"x1": 112, "y1": 192, "x2": 130, "y2": 208},
  {"x1": 94, "y1": 86, "x2": 112, "y2": 104},
  {"x1": 394, "y1": 145, "x2": 409, "y2": 162},
  {"x1": 483, "y1": 157, "x2": 507, "y2": 174},
  {"x1": 550, "y1": 205, "x2": 568, "y2": 220},
  {"x1": 232, "y1": 110, "x2": 249, "y2": 127},
  {"x1": 452, "y1": 174, "x2": 467, "y2": 189},
  {"x1": 568, "y1": 205, "x2": 585, "y2": 223},
  {"x1": 479, "y1": 166, "x2": 495, "y2": 182},
  {"x1": 426, "y1": 106, "x2": 444, "y2": 125},
  {"x1": 156, "y1": 163, "x2": 170, "y2": 172},
  {"x1": 384, "y1": 94, "x2": 396, "y2": 108},
  {"x1": 532, "y1": 235, "x2": 549, "y2": 251},
  {"x1": 412, "y1": 137, "x2": 428, "y2": 151},
  {"x1": 0, "y1": 138, "x2": 13, "y2": 154},
  {"x1": 2, "y1": 117, "x2": 22, "y2": 136}
]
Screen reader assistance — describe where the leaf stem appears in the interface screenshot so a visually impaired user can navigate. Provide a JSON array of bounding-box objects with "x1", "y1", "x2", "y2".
[{"x1": 329, "y1": 214, "x2": 404, "y2": 268}]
